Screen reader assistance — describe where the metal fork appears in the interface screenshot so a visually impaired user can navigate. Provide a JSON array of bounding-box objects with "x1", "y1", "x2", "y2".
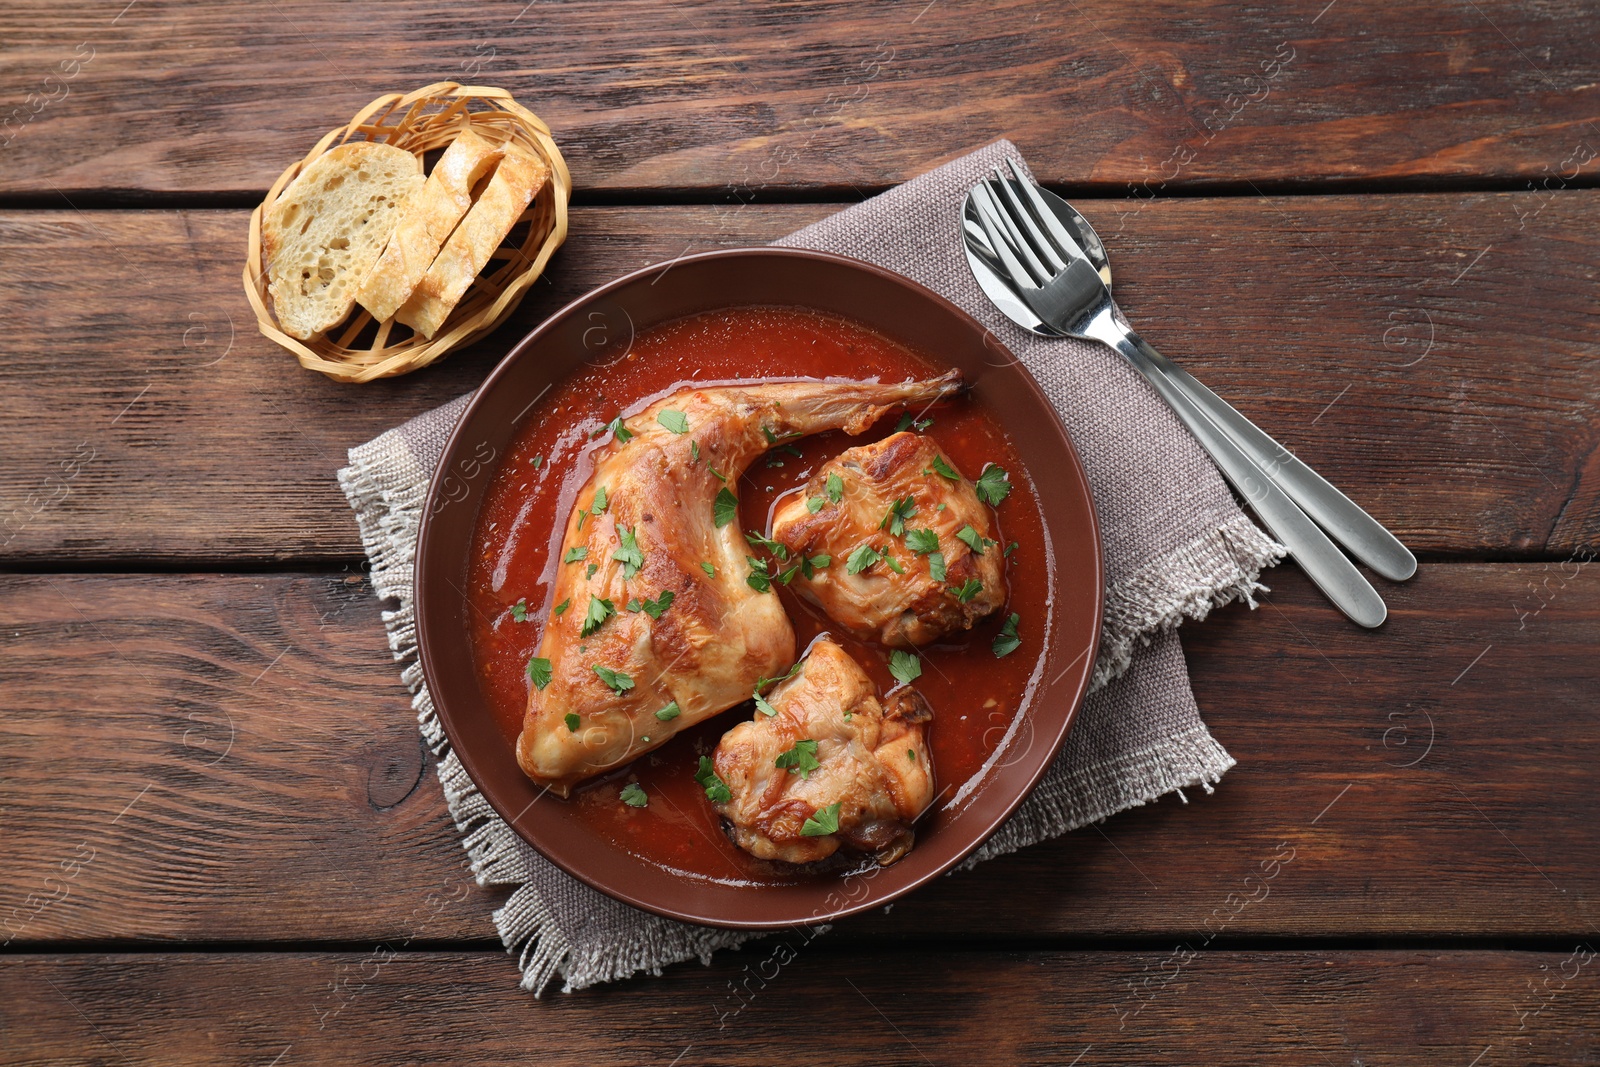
[{"x1": 968, "y1": 160, "x2": 1414, "y2": 627}]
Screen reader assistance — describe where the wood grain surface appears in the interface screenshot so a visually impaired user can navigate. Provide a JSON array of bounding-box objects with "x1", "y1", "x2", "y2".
[
  {"x1": 1, "y1": 191, "x2": 1596, "y2": 565},
  {"x1": 3, "y1": 563, "x2": 1592, "y2": 945},
  {"x1": 1, "y1": 1, "x2": 1598, "y2": 198},
  {"x1": 6, "y1": 948, "x2": 1598, "y2": 1065}
]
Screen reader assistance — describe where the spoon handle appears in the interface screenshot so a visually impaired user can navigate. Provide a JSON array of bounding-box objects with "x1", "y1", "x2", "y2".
[
  {"x1": 1128, "y1": 333, "x2": 1417, "y2": 582},
  {"x1": 1091, "y1": 323, "x2": 1390, "y2": 627}
]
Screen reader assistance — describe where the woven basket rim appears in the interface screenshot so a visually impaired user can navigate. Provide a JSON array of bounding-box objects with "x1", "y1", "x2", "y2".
[{"x1": 242, "y1": 81, "x2": 571, "y2": 383}]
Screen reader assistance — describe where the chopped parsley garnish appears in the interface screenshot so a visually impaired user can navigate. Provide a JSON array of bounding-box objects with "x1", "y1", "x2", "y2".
[
  {"x1": 585, "y1": 562, "x2": 599, "y2": 580},
  {"x1": 775, "y1": 739, "x2": 821, "y2": 780},
  {"x1": 745, "y1": 529, "x2": 789, "y2": 560},
  {"x1": 905, "y1": 528, "x2": 940, "y2": 555},
  {"x1": 655, "y1": 701, "x2": 681, "y2": 722},
  {"x1": 956, "y1": 525, "x2": 997, "y2": 555},
  {"x1": 746, "y1": 556, "x2": 773, "y2": 593},
  {"x1": 951, "y1": 577, "x2": 983, "y2": 603},
  {"x1": 619, "y1": 782, "x2": 649, "y2": 807},
  {"x1": 992, "y1": 613, "x2": 1022, "y2": 658},
  {"x1": 806, "y1": 495, "x2": 826, "y2": 514},
  {"x1": 526, "y1": 656, "x2": 553, "y2": 690},
  {"x1": 563, "y1": 546, "x2": 589, "y2": 564},
  {"x1": 564, "y1": 712, "x2": 580, "y2": 732},
  {"x1": 929, "y1": 455, "x2": 961, "y2": 481},
  {"x1": 888, "y1": 649, "x2": 922, "y2": 684},
  {"x1": 846, "y1": 544, "x2": 882, "y2": 574},
  {"x1": 777, "y1": 561, "x2": 801, "y2": 585},
  {"x1": 755, "y1": 662, "x2": 801, "y2": 693},
  {"x1": 553, "y1": 598, "x2": 571, "y2": 617},
  {"x1": 657, "y1": 409, "x2": 690, "y2": 435},
  {"x1": 531, "y1": 455, "x2": 543, "y2": 469},
  {"x1": 1006, "y1": 541, "x2": 1018, "y2": 557},
  {"x1": 883, "y1": 553, "x2": 905, "y2": 575},
  {"x1": 975, "y1": 464, "x2": 1012, "y2": 506},
  {"x1": 612, "y1": 524, "x2": 644, "y2": 579},
  {"x1": 826, "y1": 471, "x2": 844, "y2": 503},
  {"x1": 709, "y1": 466, "x2": 727, "y2": 483},
  {"x1": 630, "y1": 589, "x2": 674, "y2": 619},
  {"x1": 592, "y1": 665, "x2": 634, "y2": 693},
  {"x1": 928, "y1": 551, "x2": 948, "y2": 582},
  {"x1": 908, "y1": 748, "x2": 917, "y2": 762},
  {"x1": 803, "y1": 553, "x2": 831, "y2": 578},
  {"x1": 581, "y1": 595, "x2": 616, "y2": 637},
  {"x1": 935, "y1": 502, "x2": 947, "y2": 512},
  {"x1": 578, "y1": 511, "x2": 588, "y2": 531},
  {"x1": 894, "y1": 411, "x2": 933, "y2": 433},
  {"x1": 606, "y1": 416, "x2": 634, "y2": 444},
  {"x1": 753, "y1": 692, "x2": 778, "y2": 717},
  {"x1": 591, "y1": 485, "x2": 609, "y2": 516},
  {"x1": 761, "y1": 424, "x2": 799, "y2": 445},
  {"x1": 695, "y1": 756, "x2": 732, "y2": 804},
  {"x1": 713, "y1": 487, "x2": 739, "y2": 528},
  {"x1": 700, "y1": 561, "x2": 717, "y2": 577},
  {"x1": 800, "y1": 801, "x2": 842, "y2": 837},
  {"x1": 690, "y1": 440, "x2": 701, "y2": 463},
  {"x1": 880, "y1": 496, "x2": 916, "y2": 536},
  {"x1": 510, "y1": 599, "x2": 529, "y2": 622}
]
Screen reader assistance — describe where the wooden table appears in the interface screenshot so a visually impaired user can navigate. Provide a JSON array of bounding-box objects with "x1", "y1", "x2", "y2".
[{"x1": 3, "y1": 2, "x2": 1597, "y2": 1063}]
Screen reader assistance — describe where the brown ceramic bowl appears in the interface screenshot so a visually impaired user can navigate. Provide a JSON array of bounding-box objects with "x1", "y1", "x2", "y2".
[{"x1": 415, "y1": 248, "x2": 1103, "y2": 929}]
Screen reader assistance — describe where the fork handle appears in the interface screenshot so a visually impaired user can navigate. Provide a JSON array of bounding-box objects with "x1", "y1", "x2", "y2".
[
  {"x1": 1092, "y1": 325, "x2": 1389, "y2": 627},
  {"x1": 1129, "y1": 333, "x2": 1418, "y2": 582}
]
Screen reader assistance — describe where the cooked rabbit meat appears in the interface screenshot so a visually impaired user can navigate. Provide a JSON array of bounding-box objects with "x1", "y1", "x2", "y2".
[
  {"x1": 517, "y1": 374, "x2": 963, "y2": 795},
  {"x1": 711, "y1": 638, "x2": 934, "y2": 865},
  {"x1": 770, "y1": 431, "x2": 1006, "y2": 647}
]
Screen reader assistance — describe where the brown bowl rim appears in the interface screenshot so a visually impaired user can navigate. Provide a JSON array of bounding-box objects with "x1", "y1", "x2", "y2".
[{"x1": 414, "y1": 246, "x2": 1104, "y2": 929}]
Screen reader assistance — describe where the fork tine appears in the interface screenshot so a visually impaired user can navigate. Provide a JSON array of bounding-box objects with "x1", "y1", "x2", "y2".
[
  {"x1": 971, "y1": 181, "x2": 1051, "y2": 285},
  {"x1": 1004, "y1": 158, "x2": 1090, "y2": 264},
  {"x1": 991, "y1": 166, "x2": 1067, "y2": 275},
  {"x1": 969, "y1": 183, "x2": 1041, "y2": 291}
]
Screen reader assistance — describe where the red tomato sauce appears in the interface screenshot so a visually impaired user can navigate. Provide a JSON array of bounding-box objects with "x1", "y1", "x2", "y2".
[{"x1": 467, "y1": 307, "x2": 1049, "y2": 885}]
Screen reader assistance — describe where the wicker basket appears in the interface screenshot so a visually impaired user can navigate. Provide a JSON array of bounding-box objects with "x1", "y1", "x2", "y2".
[{"x1": 243, "y1": 82, "x2": 571, "y2": 383}]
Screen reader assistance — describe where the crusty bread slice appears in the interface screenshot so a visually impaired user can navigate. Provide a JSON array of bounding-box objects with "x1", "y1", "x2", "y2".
[
  {"x1": 263, "y1": 142, "x2": 423, "y2": 340},
  {"x1": 395, "y1": 145, "x2": 550, "y2": 339},
  {"x1": 354, "y1": 128, "x2": 504, "y2": 324}
]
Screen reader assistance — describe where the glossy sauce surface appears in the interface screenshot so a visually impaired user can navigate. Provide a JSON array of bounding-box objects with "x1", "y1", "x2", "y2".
[{"x1": 467, "y1": 307, "x2": 1048, "y2": 885}]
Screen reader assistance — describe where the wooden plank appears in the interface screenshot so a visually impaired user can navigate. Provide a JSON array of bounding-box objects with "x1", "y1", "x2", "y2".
[
  {"x1": 1, "y1": 191, "x2": 1596, "y2": 564},
  {"x1": 2, "y1": 562, "x2": 1594, "y2": 945},
  {"x1": 2, "y1": 1, "x2": 1598, "y2": 197},
  {"x1": 5, "y1": 948, "x2": 1598, "y2": 1064}
]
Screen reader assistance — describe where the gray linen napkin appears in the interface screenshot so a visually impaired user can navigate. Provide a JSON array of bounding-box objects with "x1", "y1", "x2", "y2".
[{"x1": 338, "y1": 139, "x2": 1283, "y2": 994}]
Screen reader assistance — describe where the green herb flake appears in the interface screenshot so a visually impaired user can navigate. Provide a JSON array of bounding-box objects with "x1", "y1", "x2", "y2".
[
  {"x1": 1005, "y1": 541, "x2": 1019, "y2": 557},
  {"x1": 888, "y1": 649, "x2": 922, "y2": 684},
  {"x1": 607, "y1": 416, "x2": 634, "y2": 444},
  {"x1": 746, "y1": 556, "x2": 773, "y2": 594},
  {"x1": 553, "y1": 598, "x2": 571, "y2": 617},
  {"x1": 592, "y1": 664, "x2": 635, "y2": 693},
  {"x1": 806, "y1": 495, "x2": 826, "y2": 514},
  {"x1": 777, "y1": 562, "x2": 802, "y2": 585},
  {"x1": 635, "y1": 589, "x2": 675, "y2": 619},
  {"x1": 510, "y1": 599, "x2": 529, "y2": 622},
  {"x1": 800, "y1": 801, "x2": 842, "y2": 837},
  {"x1": 695, "y1": 755, "x2": 733, "y2": 804},
  {"x1": 690, "y1": 440, "x2": 701, "y2": 463},
  {"x1": 744, "y1": 529, "x2": 789, "y2": 560},
  {"x1": 585, "y1": 562, "x2": 599, "y2": 580},
  {"x1": 591, "y1": 485, "x2": 609, "y2": 516},
  {"x1": 619, "y1": 782, "x2": 649, "y2": 808},
  {"x1": 846, "y1": 544, "x2": 882, "y2": 574},
  {"x1": 531, "y1": 455, "x2": 544, "y2": 469},
  {"x1": 826, "y1": 471, "x2": 844, "y2": 503},
  {"x1": 754, "y1": 692, "x2": 778, "y2": 717},
  {"x1": 905, "y1": 528, "x2": 939, "y2": 555},
  {"x1": 894, "y1": 411, "x2": 934, "y2": 433},
  {"x1": 956, "y1": 524, "x2": 997, "y2": 555},
  {"x1": 879, "y1": 496, "x2": 916, "y2": 536},
  {"x1": 564, "y1": 712, "x2": 581, "y2": 732},
  {"x1": 709, "y1": 466, "x2": 727, "y2": 484},
  {"x1": 700, "y1": 561, "x2": 717, "y2": 577},
  {"x1": 803, "y1": 553, "x2": 831, "y2": 579},
  {"x1": 883, "y1": 554, "x2": 905, "y2": 575},
  {"x1": 580, "y1": 595, "x2": 616, "y2": 637},
  {"x1": 563, "y1": 546, "x2": 589, "y2": 564},
  {"x1": 657, "y1": 409, "x2": 690, "y2": 435},
  {"x1": 755, "y1": 662, "x2": 802, "y2": 694},
  {"x1": 908, "y1": 748, "x2": 917, "y2": 761},
  {"x1": 951, "y1": 577, "x2": 983, "y2": 603},
  {"x1": 655, "y1": 701, "x2": 681, "y2": 722},
  {"x1": 578, "y1": 510, "x2": 589, "y2": 531},
  {"x1": 928, "y1": 551, "x2": 948, "y2": 582},
  {"x1": 992, "y1": 612, "x2": 1022, "y2": 658},
  {"x1": 713, "y1": 487, "x2": 739, "y2": 528},
  {"x1": 935, "y1": 503, "x2": 947, "y2": 512},
  {"x1": 775, "y1": 739, "x2": 821, "y2": 780},
  {"x1": 526, "y1": 657, "x2": 553, "y2": 690},
  {"x1": 929, "y1": 455, "x2": 961, "y2": 481},
  {"x1": 612, "y1": 524, "x2": 644, "y2": 580},
  {"x1": 975, "y1": 464, "x2": 1012, "y2": 506}
]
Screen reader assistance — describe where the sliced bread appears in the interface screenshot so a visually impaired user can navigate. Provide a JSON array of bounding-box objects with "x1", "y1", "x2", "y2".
[
  {"x1": 354, "y1": 128, "x2": 505, "y2": 324},
  {"x1": 395, "y1": 144, "x2": 550, "y2": 340},
  {"x1": 263, "y1": 142, "x2": 423, "y2": 340}
]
